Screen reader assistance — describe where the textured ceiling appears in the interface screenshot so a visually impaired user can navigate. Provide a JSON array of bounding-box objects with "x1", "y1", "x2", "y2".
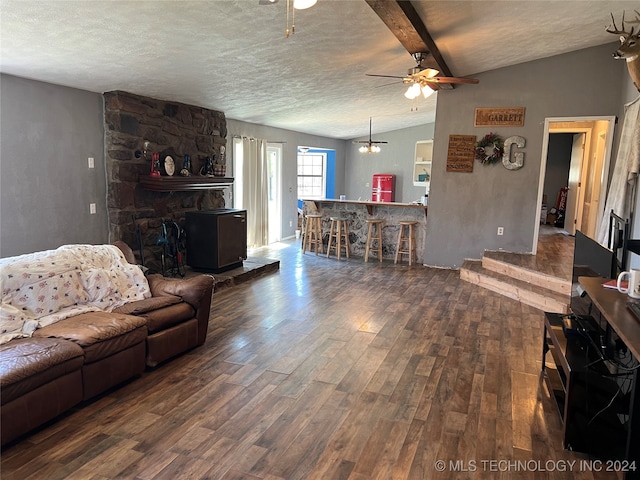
[{"x1": 0, "y1": 0, "x2": 636, "y2": 140}]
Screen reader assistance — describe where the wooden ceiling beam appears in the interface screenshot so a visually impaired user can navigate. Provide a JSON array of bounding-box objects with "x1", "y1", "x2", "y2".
[{"x1": 365, "y1": 0, "x2": 454, "y2": 88}]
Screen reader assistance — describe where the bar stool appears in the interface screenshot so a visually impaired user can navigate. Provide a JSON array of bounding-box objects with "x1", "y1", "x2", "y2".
[
  {"x1": 394, "y1": 220, "x2": 418, "y2": 265},
  {"x1": 364, "y1": 219, "x2": 384, "y2": 263},
  {"x1": 326, "y1": 216, "x2": 350, "y2": 260},
  {"x1": 303, "y1": 214, "x2": 324, "y2": 255}
]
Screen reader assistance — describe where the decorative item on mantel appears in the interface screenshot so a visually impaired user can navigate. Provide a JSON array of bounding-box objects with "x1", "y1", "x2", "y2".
[
  {"x1": 200, "y1": 156, "x2": 215, "y2": 176},
  {"x1": 150, "y1": 152, "x2": 161, "y2": 177},
  {"x1": 180, "y1": 154, "x2": 192, "y2": 176},
  {"x1": 214, "y1": 145, "x2": 227, "y2": 176}
]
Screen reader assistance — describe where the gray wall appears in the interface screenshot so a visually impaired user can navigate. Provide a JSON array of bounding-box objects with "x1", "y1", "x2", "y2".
[
  {"x1": 424, "y1": 43, "x2": 627, "y2": 268},
  {"x1": 346, "y1": 123, "x2": 435, "y2": 203},
  {"x1": 225, "y1": 118, "x2": 348, "y2": 239},
  {"x1": 1, "y1": 42, "x2": 631, "y2": 262},
  {"x1": 0, "y1": 74, "x2": 108, "y2": 257}
]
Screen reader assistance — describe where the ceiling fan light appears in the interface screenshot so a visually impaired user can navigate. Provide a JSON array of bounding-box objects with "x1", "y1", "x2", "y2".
[
  {"x1": 359, "y1": 145, "x2": 368, "y2": 153},
  {"x1": 404, "y1": 83, "x2": 421, "y2": 99},
  {"x1": 293, "y1": 0, "x2": 316, "y2": 9},
  {"x1": 421, "y1": 85, "x2": 435, "y2": 98},
  {"x1": 371, "y1": 144, "x2": 381, "y2": 153}
]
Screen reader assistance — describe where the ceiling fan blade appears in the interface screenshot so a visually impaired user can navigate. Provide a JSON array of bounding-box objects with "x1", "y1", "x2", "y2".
[
  {"x1": 353, "y1": 140, "x2": 388, "y2": 144},
  {"x1": 366, "y1": 74, "x2": 405, "y2": 79},
  {"x1": 374, "y1": 80, "x2": 404, "y2": 88},
  {"x1": 424, "y1": 76, "x2": 479, "y2": 85},
  {"x1": 258, "y1": 0, "x2": 278, "y2": 4}
]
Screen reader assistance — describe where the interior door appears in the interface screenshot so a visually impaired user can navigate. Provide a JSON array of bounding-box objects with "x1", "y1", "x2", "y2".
[{"x1": 565, "y1": 133, "x2": 585, "y2": 235}]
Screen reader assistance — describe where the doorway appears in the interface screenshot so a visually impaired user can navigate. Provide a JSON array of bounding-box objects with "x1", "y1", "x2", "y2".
[{"x1": 533, "y1": 116, "x2": 616, "y2": 254}]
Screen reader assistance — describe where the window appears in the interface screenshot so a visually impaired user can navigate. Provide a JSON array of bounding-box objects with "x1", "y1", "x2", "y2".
[{"x1": 297, "y1": 152, "x2": 326, "y2": 199}]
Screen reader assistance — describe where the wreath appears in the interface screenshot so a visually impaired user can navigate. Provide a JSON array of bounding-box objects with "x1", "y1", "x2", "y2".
[{"x1": 475, "y1": 132, "x2": 504, "y2": 165}]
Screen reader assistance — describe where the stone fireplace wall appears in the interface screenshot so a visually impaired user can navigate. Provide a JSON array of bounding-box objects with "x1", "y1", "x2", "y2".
[{"x1": 104, "y1": 90, "x2": 227, "y2": 272}]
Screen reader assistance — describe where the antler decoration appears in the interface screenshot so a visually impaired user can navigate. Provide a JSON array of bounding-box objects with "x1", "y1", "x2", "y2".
[
  {"x1": 607, "y1": 10, "x2": 640, "y2": 91},
  {"x1": 606, "y1": 10, "x2": 640, "y2": 36}
]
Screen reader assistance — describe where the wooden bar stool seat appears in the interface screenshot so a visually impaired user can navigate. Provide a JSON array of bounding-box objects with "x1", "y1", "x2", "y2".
[
  {"x1": 303, "y1": 214, "x2": 324, "y2": 255},
  {"x1": 394, "y1": 221, "x2": 418, "y2": 265},
  {"x1": 364, "y1": 219, "x2": 384, "y2": 263},
  {"x1": 326, "y1": 216, "x2": 350, "y2": 260}
]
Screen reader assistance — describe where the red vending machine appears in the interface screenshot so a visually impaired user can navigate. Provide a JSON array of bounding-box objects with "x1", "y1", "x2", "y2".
[{"x1": 372, "y1": 174, "x2": 395, "y2": 202}]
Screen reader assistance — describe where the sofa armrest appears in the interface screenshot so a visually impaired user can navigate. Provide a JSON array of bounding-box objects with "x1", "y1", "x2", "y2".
[
  {"x1": 146, "y1": 274, "x2": 214, "y2": 345},
  {"x1": 147, "y1": 274, "x2": 212, "y2": 307}
]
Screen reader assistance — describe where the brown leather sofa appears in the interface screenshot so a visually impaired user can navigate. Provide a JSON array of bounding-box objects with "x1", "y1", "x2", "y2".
[
  {"x1": 0, "y1": 242, "x2": 214, "y2": 446},
  {"x1": 0, "y1": 337, "x2": 85, "y2": 446},
  {"x1": 111, "y1": 241, "x2": 214, "y2": 367}
]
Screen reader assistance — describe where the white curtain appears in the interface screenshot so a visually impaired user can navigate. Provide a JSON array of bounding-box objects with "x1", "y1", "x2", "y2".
[
  {"x1": 596, "y1": 96, "x2": 640, "y2": 246},
  {"x1": 241, "y1": 137, "x2": 269, "y2": 248}
]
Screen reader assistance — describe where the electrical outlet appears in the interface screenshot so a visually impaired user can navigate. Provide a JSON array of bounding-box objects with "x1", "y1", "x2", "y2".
[
  {"x1": 88, "y1": 157, "x2": 95, "y2": 169},
  {"x1": 497, "y1": 226, "x2": 504, "y2": 236},
  {"x1": 89, "y1": 203, "x2": 96, "y2": 214},
  {"x1": 289, "y1": 220, "x2": 293, "y2": 227}
]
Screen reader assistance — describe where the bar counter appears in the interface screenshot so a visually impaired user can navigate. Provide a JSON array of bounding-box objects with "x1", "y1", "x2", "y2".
[{"x1": 301, "y1": 199, "x2": 428, "y2": 263}]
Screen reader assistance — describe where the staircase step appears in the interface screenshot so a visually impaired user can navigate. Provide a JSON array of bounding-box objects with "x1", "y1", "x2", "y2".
[
  {"x1": 482, "y1": 255, "x2": 572, "y2": 295},
  {"x1": 460, "y1": 260, "x2": 570, "y2": 313}
]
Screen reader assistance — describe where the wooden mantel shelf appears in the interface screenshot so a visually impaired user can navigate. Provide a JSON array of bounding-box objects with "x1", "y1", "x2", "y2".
[{"x1": 139, "y1": 175, "x2": 234, "y2": 192}]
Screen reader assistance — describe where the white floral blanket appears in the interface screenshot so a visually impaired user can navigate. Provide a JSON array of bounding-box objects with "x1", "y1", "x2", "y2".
[{"x1": 0, "y1": 244, "x2": 151, "y2": 344}]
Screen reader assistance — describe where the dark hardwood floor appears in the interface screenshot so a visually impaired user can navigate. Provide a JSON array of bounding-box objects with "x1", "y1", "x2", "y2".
[
  {"x1": 2, "y1": 233, "x2": 621, "y2": 479},
  {"x1": 484, "y1": 225, "x2": 575, "y2": 281}
]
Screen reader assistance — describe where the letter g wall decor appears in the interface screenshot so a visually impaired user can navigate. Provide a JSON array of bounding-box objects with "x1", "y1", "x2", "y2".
[{"x1": 502, "y1": 136, "x2": 525, "y2": 170}]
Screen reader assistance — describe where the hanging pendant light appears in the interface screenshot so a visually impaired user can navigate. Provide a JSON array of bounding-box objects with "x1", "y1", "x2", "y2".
[{"x1": 353, "y1": 117, "x2": 388, "y2": 154}]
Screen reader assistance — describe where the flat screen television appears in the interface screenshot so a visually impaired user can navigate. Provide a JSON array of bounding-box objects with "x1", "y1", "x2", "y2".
[{"x1": 570, "y1": 230, "x2": 615, "y2": 317}]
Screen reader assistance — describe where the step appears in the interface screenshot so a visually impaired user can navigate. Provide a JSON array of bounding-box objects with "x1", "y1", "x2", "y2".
[
  {"x1": 482, "y1": 255, "x2": 572, "y2": 296},
  {"x1": 460, "y1": 260, "x2": 570, "y2": 313},
  {"x1": 185, "y1": 257, "x2": 280, "y2": 291}
]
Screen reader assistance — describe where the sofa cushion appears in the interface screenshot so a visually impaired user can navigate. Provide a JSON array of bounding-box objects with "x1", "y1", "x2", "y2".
[
  {"x1": 0, "y1": 337, "x2": 84, "y2": 404},
  {"x1": 33, "y1": 312, "x2": 147, "y2": 363},
  {"x1": 139, "y1": 302, "x2": 196, "y2": 334},
  {"x1": 112, "y1": 295, "x2": 181, "y2": 315}
]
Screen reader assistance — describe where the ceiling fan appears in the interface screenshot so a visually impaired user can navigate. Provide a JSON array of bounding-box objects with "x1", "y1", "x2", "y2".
[
  {"x1": 367, "y1": 53, "x2": 479, "y2": 99},
  {"x1": 353, "y1": 117, "x2": 388, "y2": 154}
]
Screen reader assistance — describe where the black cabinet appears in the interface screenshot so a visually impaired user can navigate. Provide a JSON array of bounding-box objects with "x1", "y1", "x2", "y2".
[
  {"x1": 185, "y1": 209, "x2": 247, "y2": 273},
  {"x1": 543, "y1": 312, "x2": 633, "y2": 462}
]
